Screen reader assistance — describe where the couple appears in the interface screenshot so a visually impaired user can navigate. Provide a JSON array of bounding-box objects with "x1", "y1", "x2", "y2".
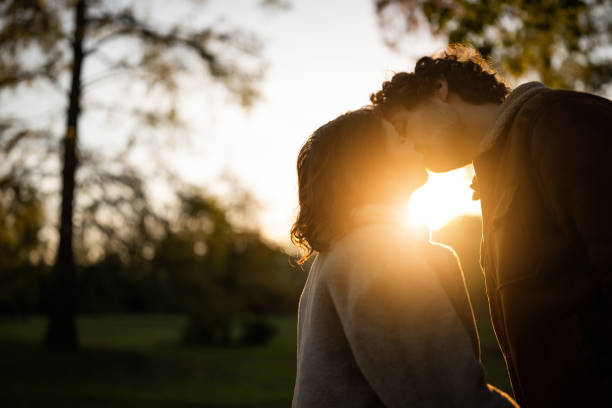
[{"x1": 291, "y1": 46, "x2": 612, "y2": 407}]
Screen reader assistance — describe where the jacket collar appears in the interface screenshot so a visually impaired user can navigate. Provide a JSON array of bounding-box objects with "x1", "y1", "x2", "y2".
[
  {"x1": 478, "y1": 81, "x2": 548, "y2": 155},
  {"x1": 472, "y1": 82, "x2": 550, "y2": 204}
]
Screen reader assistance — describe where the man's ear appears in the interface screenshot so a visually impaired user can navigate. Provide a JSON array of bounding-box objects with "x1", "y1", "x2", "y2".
[{"x1": 434, "y1": 78, "x2": 449, "y2": 102}]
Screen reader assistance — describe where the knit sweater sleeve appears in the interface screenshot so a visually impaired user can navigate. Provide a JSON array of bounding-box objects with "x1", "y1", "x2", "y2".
[{"x1": 325, "y1": 229, "x2": 517, "y2": 408}]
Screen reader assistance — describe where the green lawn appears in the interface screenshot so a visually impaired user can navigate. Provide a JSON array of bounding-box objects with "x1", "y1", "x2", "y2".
[
  {"x1": 0, "y1": 314, "x2": 511, "y2": 407},
  {"x1": 0, "y1": 315, "x2": 297, "y2": 408}
]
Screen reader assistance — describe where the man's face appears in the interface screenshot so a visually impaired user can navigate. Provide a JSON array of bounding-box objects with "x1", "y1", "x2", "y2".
[
  {"x1": 380, "y1": 119, "x2": 428, "y2": 192},
  {"x1": 387, "y1": 99, "x2": 473, "y2": 172}
]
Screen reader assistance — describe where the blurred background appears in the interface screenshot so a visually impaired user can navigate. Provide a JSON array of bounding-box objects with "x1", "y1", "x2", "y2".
[{"x1": 1, "y1": 0, "x2": 610, "y2": 406}]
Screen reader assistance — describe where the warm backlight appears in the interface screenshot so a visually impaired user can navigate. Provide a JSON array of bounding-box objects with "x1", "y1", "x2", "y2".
[{"x1": 404, "y1": 167, "x2": 481, "y2": 231}]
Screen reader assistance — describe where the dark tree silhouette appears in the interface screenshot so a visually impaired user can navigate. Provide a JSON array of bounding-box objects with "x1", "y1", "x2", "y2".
[
  {"x1": 375, "y1": 0, "x2": 612, "y2": 92},
  {"x1": 0, "y1": 0, "x2": 267, "y2": 349}
]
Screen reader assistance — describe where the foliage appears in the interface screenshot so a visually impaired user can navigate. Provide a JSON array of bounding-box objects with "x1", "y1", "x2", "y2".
[
  {"x1": 75, "y1": 253, "x2": 174, "y2": 314},
  {"x1": 0, "y1": 177, "x2": 44, "y2": 269},
  {"x1": 153, "y1": 189, "x2": 302, "y2": 346},
  {"x1": 375, "y1": 0, "x2": 612, "y2": 92},
  {"x1": 0, "y1": 175, "x2": 47, "y2": 316},
  {"x1": 0, "y1": 0, "x2": 262, "y2": 99}
]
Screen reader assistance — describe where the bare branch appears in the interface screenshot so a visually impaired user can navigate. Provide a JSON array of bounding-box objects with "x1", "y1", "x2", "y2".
[{"x1": 85, "y1": 9, "x2": 263, "y2": 104}]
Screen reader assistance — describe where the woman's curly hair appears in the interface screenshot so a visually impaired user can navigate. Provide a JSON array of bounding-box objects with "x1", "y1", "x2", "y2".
[
  {"x1": 370, "y1": 45, "x2": 511, "y2": 114},
  {"x1": 290, "y1": 108, "x2": 394, "y2": 265}
]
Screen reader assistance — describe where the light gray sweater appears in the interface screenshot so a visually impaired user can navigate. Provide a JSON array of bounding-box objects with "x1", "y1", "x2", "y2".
[{"x1": 292, "y1": 216, "x2": 518, "y2": 407}]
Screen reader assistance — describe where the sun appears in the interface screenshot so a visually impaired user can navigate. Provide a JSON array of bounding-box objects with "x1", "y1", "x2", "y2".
[{"x1": 403, "y1": 166, "x2": 481, "y2": 231}]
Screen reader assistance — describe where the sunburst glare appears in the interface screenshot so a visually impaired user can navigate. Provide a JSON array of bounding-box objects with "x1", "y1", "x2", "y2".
[{"x1": 405, "y1": 166, "x2": 481, "y2": 231}]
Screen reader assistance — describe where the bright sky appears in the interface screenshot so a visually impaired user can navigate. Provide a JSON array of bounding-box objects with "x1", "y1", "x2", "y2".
[{"x1": 4, "y1": 0, "x2": 482, "y2": 248}]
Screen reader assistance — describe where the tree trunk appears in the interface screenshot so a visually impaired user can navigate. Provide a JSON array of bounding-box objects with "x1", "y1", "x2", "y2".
[{"x1": 44, "y1": 0, "x2": 87, "y2": 350}]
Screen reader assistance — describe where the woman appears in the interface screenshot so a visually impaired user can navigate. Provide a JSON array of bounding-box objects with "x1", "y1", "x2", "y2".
[{"x1": 290, "y1": 108, "x2": 517, "y2": 407}]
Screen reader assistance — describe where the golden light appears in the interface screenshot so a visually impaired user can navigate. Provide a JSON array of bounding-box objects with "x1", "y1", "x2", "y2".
[{"x1": 404, "y1": 166, "x2": 481, "y2": 231}]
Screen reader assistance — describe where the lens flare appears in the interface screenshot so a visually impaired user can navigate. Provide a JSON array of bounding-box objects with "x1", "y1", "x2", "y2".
[{"x1": 405, "y1": 166, "x2": 481, "y2": 231}]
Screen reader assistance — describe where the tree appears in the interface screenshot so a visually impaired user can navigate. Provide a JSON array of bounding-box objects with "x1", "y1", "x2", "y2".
[
  {"x1": 0, "y1": 0, "x2": 267, "y2": 349},
  {"x1": 375, "y1": 0, "x2": 612, "y2": 92},
  {"x1": 152, "y1": 187, "x2": 302, "y2": 346}
]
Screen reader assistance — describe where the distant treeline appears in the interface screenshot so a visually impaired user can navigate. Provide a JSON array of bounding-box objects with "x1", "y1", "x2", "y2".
[
  {"x1": 0, "y1": 179, "x2": 306, "y2": 345},
  {"x1": 0, "y1": 247, "x2": 304, "y2": 317}
]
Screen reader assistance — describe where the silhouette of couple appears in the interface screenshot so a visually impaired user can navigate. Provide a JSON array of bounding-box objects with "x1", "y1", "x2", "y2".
[{"x1": 291, "y1": 46, "x2": 612, "y2": 408}]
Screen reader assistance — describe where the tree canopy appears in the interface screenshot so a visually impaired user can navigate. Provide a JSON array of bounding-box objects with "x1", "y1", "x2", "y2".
[{"x1": 376, "y1": 0, "x2": 612, "y2": 92}]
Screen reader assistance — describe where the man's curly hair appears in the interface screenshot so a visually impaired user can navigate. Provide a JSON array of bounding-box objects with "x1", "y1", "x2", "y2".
[{"x1": 370, "y1": 45, "x2": 511, "y2": 114}]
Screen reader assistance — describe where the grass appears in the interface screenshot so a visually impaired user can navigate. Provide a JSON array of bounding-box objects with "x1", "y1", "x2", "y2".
[
  {"x1": 0, "y1": 315, "x2": 297, "y2": 408},
  {"x1": 0, "y1": 314, "x2": 511, "y2": 407}
]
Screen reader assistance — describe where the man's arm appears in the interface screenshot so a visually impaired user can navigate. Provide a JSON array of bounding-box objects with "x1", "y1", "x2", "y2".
[{"x1": 530, "y1": 94, "x2": 612, "y2": 294}]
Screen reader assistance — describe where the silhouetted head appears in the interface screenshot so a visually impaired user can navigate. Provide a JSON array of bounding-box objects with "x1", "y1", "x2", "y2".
[
  {"x1": 371, "y1": 45, "x2": 511, "y2": 172},
  {"x1": 291, "y1": 107, "x2": 427, "y2": 263}
]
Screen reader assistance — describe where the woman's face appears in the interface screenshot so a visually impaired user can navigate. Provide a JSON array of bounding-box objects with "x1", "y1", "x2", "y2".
[{"x1": 381, "y1": 119, "x2": 428, "y2": 194}]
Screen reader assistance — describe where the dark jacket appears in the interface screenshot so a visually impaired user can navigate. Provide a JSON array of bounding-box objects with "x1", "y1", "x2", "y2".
[{"x1": 473, "y1": 87, "x2": 612, "y2": 407}]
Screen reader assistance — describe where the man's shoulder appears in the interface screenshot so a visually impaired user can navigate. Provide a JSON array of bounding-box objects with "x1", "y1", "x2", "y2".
[
  {"x1": 528, "y1": 89, "x2": 612, "y2": 139},
  {"x1": 505, "y1": 88, "x2": 612, "y2": 153},
  {"x1": 540, "y1": 88, "x2": 611, "y2": 105},
  {"x1": 517, "y1": 89, "x2": 612, "y2": 190},
  {"x1": 520, "y1": 88, "x2": 612, "y2": 124}
]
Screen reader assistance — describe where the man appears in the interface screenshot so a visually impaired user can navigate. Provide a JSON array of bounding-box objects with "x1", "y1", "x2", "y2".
[{"x1": 371, "y1": 45, "x2": 612, "y2": 407}]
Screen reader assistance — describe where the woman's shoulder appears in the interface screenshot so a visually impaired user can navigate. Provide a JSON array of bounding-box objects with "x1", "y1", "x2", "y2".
[
  {"x1": 336, "y1": 222, "x2": 424, "y2": 255},
  {"x1": 320, "y1": 222, "x2": 433, "y2": 283}
]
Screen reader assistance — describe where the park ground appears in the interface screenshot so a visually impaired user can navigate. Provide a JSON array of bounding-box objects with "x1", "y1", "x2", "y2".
[{"x1": 0, "y1": 314, "x2": 511, "y2": 407}]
